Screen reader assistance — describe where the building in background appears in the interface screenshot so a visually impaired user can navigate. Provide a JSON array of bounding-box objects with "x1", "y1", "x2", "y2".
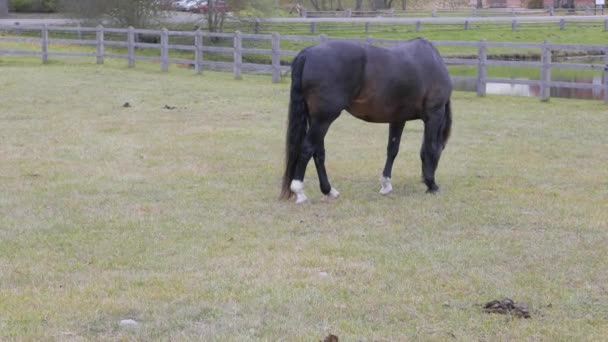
[
  {"x1": 0, "y1": 0, "x2": 9, "y2": 17},
  {"x1": 471, "y1": 0, "x2": 596, "y2": 8},
  {"x1": 544, "y1": 0, "x2": 596, "y2": 8},
  {"x1": 470, "y1": 0, "x2": 522, "y2": 7}
]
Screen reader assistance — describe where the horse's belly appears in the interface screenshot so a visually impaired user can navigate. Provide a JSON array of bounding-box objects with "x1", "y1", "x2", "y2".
[
  {"x1": 346, "y1": 102, "x2": 411, "y2": 123},
  {"x1": 346, "y1": 107, "x2": 389, "y2": 123}
]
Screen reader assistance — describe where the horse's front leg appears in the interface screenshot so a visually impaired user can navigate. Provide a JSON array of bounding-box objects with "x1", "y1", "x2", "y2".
[
  {"x1": 380, "y1": 121, "x2": 406, "y2": 195},
  {"x1": 420, "y1": 109, "x2": 447, "y2": 194}
]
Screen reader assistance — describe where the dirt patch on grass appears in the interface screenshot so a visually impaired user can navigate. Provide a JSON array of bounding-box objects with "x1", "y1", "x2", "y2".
[
  {"x1": 483, "y1": 298, "x2": 531, "y2": 318},
  {"x1": 322, "y1": 334, "x2": 339, "y2": 342}
]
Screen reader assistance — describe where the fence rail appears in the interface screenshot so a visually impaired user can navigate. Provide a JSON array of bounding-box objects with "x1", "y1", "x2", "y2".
[
  {"x1": 300, "y1": 6, "x2": 604, "y2": 18},
  {"x1": 1, "y1": 24, "x2": 607, "y2": 103},
  {"x1": 242, "y1": 15, "x2": 608, "y2": 34}
]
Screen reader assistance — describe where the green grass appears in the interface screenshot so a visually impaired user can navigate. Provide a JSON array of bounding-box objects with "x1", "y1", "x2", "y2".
[{"x1": 1, "y1": 59, "x2": 608, "y2": 340}]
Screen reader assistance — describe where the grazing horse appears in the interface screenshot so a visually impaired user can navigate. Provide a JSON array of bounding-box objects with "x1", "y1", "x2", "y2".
[{"x1": 280, "y1": 38, "x2": 453, "y2": 204}]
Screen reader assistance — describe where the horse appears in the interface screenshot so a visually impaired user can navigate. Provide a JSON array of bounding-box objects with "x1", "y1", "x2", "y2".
[{"x1": 280, "y1": 38, "x2": 453, "y2": 204}]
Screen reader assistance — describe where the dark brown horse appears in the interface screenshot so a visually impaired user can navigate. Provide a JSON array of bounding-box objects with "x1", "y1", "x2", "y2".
[{"x1": 280, "y1": 38, "x2": 453, "y2": 204}]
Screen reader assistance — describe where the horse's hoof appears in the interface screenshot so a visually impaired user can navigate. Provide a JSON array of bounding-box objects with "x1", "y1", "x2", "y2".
[
  {"x1": 291, "y1": 180, "x2": 308, "y2": 204},
  {"x1": 379, "y1": 184, "x2": 393, "y2": 195},
  {"x1": 379, "y1": 187, "x2": 392, "y2": 195},
  {"x1": 379, "y1": 177, "x2": 393, "y2": 195},
  {"x1": 327, "y1": 187, "x2": 340, "y2": 199},
  {"x1": 295, "y1": 194, "x2": 309, "y2": 204},
  {"x1": 425, "y1": 186, "x2": 440, "y2": 194}
]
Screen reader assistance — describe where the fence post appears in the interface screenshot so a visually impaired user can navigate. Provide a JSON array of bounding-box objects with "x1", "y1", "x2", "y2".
[
  {"x1": 310, "y1": 22, "x2": 317, "y2": 34},
  {"x1": 603, "y1": 48, "x2": 608, "y2": 104},
  {"x1": 550, "y1": 6, "x2": 554, "y2": 16},
  {"x1": 559, "y1": 18, "x2": 565, "y2": 30},
  {"x1": 477, "y1": 39, "x2": 487, "y2": 97},
  {"x1": 364, "y1": 22, "x2": 370, "y2": 34},
  {"x1": 271, "y1": 32, "x2": 281, "y2": 83},
  {"x1": 96, "y1": 25, "x2": 104, "y2": 64},
  {"x1": 127, "y1": 26, "x2": 135, "y2": 68},
  {"x1": 77, "y1": 23, "x2": 82, "y2": 40},
  {"x1": 604, "y1": 18, "x2": 608, "y2": 31},
  {"x1": 233, "y1": 31, "x2": 242, "y2": 80},
  {"x1": 41, "y1": 24, "x2": 48, "y2": 64},
  {"x1": 194, "y1": 29, "x2": 203, "y2": 74},
  {"x1": 416, "y1": 20, "x2": 421, "y2": 32},
  {"x1": 13, "y1": 22, "x2": 21, "y2": 36},
  {"x1": 472, "y1": 7, "x2": 477, "y2": 17},
  {"x1": 464, "y1": 20, "x2": 469, "y2": 30},
  {"x1": 540, "y1": 40, "x2": 552, "y2": 102},
  {"x1": 160, "y1": 28, "x2": 169, "y2": 72},
  {"x1": 432, "y1": 9, "x2": 436, "y2": 17},
  {"x1": 254, "y1": 19, "x2": 260, "y2": 34},
  {"x1": 512, "y1": 19, "x2": 517, "y2": 31}
]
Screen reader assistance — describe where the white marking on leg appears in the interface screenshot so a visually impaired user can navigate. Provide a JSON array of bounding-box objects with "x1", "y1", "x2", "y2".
[
  {"x1": 327, "y1": 187, "x2": 340, "y2": 199},
  {"x1": 379, "y1": 176, "x2": 393, "y2": 195},
  {"x1": 290, "y1": 180, "x2": 308, "y2": 204}
]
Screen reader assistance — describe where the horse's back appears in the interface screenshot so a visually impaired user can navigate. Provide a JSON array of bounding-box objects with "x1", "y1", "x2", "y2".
[
  {"x1": 392, "y1": 38, "x2": 452, "y2": 94},
  {"x1": 296, "y1": 39, "x2": 451, "y2": 122}
]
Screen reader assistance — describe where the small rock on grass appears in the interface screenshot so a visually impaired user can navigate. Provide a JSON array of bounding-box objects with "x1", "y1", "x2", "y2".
[{"x1": 119, "y1": 319, "x2": 139, "y2": 328}]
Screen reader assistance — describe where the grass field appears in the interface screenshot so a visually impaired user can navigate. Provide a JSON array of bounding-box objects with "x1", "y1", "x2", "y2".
[{"x1": 1, "y1": 59, "x2": 607, "y2": 340}]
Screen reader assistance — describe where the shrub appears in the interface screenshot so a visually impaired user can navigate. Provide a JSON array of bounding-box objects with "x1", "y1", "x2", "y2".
[{"x1": 9, "y1": 0, "x2": 57, "y2": 12}]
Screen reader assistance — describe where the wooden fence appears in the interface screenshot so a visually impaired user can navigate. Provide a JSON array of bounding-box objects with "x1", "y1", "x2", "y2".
[
  {"x1": 246, "y1": 15, "x2": 608, "y2": 35},
  {"x1": 301, "y1": 6, "x2": 602, "y2": 18},
  {"x1": 1, "y1": 24, "x2": 607, "y2": 103}
]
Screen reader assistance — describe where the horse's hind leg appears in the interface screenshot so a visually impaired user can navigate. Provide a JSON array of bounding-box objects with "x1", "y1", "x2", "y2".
[
  {"x1": 380, "y1": 121, "x2": 406, "y2": 195},
  {"x1": 420, "y1": 108, "x2": 445, "y2": 193},
  {"x1": 290, "y1": 118, "x2": 337, "y2": 203},
  {"x1": 313, "y1": 137, "x2": 340, "y2": 199}
]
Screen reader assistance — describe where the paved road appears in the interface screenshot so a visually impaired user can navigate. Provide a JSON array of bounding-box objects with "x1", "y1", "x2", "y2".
[
  {"x1": 1, "y1": 12, "x2": 607, "y2": 27},
  {"x1": 0, "y1": 18, "x2": 77, "y2": 25}
]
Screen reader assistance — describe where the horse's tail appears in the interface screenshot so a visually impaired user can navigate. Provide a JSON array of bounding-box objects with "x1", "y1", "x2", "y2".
[
  {"x1": 280, "y1": 52, "x2": 308, "y2": 200},
  {"x1": 440, "y1": 99, "x2": 452, "y2": 149}
]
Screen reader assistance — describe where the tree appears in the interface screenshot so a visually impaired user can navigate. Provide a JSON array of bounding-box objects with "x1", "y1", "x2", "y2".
[
  {"x1": 308, "y1": 0, "x2": 321, "y2": 10},
  {"x1": 383, "y1": 0, "x2": 395, "y2": 8},
  {"x1": 400, "y1": 0, "x2": 425, "y2": 10},
  {"x1": 203, "y1": 0, "x2": 277, "y2": 33},
  {"x1": 204, "y1": 0, "x2": 227, "y2": 33},
  {"x1": 307, "y1": 0, "x2": 341, "y2": 10}
]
